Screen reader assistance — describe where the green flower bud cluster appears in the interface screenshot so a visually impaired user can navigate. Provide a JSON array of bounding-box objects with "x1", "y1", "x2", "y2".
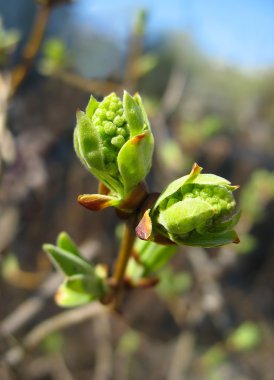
[
  {"x1": 158, "y1": 183, "x2": 236, "y2": 223},
  {"x1": 91, "y1": 93, "x2": 129, "y2": 176},
  {"x1": 137, "y1": 164, "x2": 240, "y2": 248},
  {"x1": 74, "y1": 91, "x2": 154, "y2": 199}
]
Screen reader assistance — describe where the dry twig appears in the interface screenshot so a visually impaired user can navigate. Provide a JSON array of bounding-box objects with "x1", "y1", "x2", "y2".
[{"x1": 4, "y1": 302, "x2": 105, "y2": 366}]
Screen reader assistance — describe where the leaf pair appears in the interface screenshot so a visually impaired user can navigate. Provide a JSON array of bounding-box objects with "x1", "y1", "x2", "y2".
[{"x1": 43, "y1": 232, "x2": 107, "y2": 307}]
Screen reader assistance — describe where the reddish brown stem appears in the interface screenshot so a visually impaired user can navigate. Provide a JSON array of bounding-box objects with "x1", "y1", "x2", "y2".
[{"x1": 11, "y1": 4, "x2": 51, "y2": 93}]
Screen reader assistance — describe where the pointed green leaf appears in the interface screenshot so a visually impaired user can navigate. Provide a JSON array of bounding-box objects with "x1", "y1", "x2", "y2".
[
  {"x1": 134, "y1": 93, "x2": 150, "y2": 129},
  {"x1": 85, "y1": 95, "x2": 99, "y2": 118},
  {"x1": 192, "y1": 173, "x2": 231, "y2": 186},
  {"x1": 118, "y1": 131, "x2": 154, "y2": 194},
  {"x1": 76, "y1": 111, "x2": 104, "y2": 171},
  {"x1": 123, "y1": 91, "x2": 144, "y2": 137},
  {"x1": 43, "y1": 244, "x2": 93, "y2": 276},
  {"x1": 73, "y1": 126, "x2": 88, "y2": 167},
  {"x1": 154, "y1": 164, "x2": 203, "y2": 210},
  {"x1": 57, "y1": 232, "x2": 81, "y2": 257},
  {"x1": 65, "y1": 274, "x2": 106, "y2": 298}
]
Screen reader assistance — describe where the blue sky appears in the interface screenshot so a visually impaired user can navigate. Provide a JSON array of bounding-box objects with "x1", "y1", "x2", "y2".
[{"x1": 72, "y1": 0, "x2": 274, "y2": 69}]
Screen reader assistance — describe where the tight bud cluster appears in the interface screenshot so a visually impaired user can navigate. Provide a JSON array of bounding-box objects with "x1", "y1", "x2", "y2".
[
  {"x1": 136, "y1": 164, "x2": 240, "y2": 248},
  {"x1": 92, "y1": 93, "x2": 129, "y2": 176},
  {"x1": 74, "y1": 91, "x2": 154, "y2": 198}
]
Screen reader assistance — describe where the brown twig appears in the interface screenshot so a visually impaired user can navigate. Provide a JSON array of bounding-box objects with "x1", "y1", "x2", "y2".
[
  {"x1": 123, "y1": 11, "x2": 146, "y2": 92},
  {"x1": 93, "y1": 314, "x2": 113, "y2": 380},
  {"x1": 55, "y1": 70, "x2": 123, "y2": 96},
  {"x1": 4, "y1": 302, "x2": 105, "y2": 366},
  {"x1": 167, "y1": 332, "x2": 195, "y2": 380},
  {"x1": 10, "y1": 3, "x2": 51, "y2": 94}
]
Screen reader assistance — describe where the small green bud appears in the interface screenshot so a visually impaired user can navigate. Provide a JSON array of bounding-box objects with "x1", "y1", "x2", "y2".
[
  {"x1": 136, "y1": 163, "x2": 240, "y2": 248},
  {"x1": 74, "y1": 91, "x2": 154, "y2": 198},
  {"x1": 126, "y1": 239, "x2": 177, "y2": 284}
]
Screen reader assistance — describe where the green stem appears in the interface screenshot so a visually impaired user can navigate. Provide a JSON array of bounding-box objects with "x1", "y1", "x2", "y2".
[
  {"x1": 111, "y1": 219, "x2": 136, "y2": 307},
  {"x1": 113, "y1": 221, "x2": 135, "y2": 286}
]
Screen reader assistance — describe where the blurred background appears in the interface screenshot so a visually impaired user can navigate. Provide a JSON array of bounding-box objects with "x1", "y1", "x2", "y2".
[{"x1": 1, "y1": 0, "x2": 274, "y2": 379}]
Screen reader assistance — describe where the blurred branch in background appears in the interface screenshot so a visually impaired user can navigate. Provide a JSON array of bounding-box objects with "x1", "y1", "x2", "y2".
[
  {"x1": 0, "y1": 74, "x2": 15, "y2": 176},
  {"x1": 0, "y1": 239, "x2": 99, "y2": 337},
  {"x1": 4, "y1": 301, "x2": 105, "y2": 367},
  {"x1": 124, "y1": 9, "x2": 147, "y2": 92},
  {"x1": 10, "y1": 2, "x2": 51, "y2": 94}
]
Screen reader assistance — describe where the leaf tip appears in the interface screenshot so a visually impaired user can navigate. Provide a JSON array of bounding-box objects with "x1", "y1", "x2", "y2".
[
  {"x1": 78, "y1": 194, "x2": 116, "y2": 211},
  {"x1": 191, "y1": 162, "x2": 203, "y2": 175},
  {"x1": 233, "y1": 234, "x2": 240, "y2": 244}
]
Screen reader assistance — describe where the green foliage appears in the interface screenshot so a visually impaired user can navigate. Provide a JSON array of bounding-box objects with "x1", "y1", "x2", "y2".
[
  {"x1": 54, "y1": 282, "x2": 95, "y2": 307},
  {"x1": 117, "y1": 330, "x2": 140, "y2": 355},
  {"x1": 39, "y1": 38, "x2": 67, "y2": 75},
  {"x1": 159, "y1": 139, "x2": 189, "y2": 173},
  {"x1": 201, "y1": 345, "x2": 227, "y2": 369},
  {"x1": 157, "y1": 267, "x2": 192, "y2": 297},
  {"x1": 201, "y1": 322, "x2": 262, "y2": 373},
  {"x1": 181, "y1": 116, "x2": 223, "y2": 146},
  {"x1": 240, "y1": 169, "x2": 274, "y2": 222},
  {"x1": 41, "y1": 332, "x2": 64, "y2": 354},
  {"x1": 45, "y1": 90, "x2": 240, "y2": 309},
  {"x1": 1, "y1": 253, "x2": 19, "y2": 279},
  {"x1": 126, "y1": 239, "x2": 177, "y2": 283},
  {"x1": 0, "y1": 18, "x2": 20, "y2": 64},
  {"x1": 226, "y1": 322, "x2": 262, "y2": 352},
  {"x1": 135, "y1": 54, "x2": 159, "y2": 77},
  {"x1": 43, "y1": 232, "x2": 108, "y2": 307},
  {"x1": 133, "y1": 9, "x2": 147, "y2": 37}
]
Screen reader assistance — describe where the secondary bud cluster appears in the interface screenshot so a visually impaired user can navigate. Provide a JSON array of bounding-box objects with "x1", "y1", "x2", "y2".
[{"x1": 136, "y1": 163, "x2": 240, "y2": 248}]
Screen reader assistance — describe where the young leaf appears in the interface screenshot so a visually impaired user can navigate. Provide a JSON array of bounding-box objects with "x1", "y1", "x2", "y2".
[
  {"x1": 65, "y1": 273, "x2": 106, "y2": 299},
  {"x1": 118, "y1": 131, "x2": 154, "y2": 194},
  {"x1": 43, "y1": 244, "x2": 94, "y2": 276},
  {"x1": 123, "y1": 91, "x2": 144, "y2": 138},
  {"x1": 85, "y1": 95, "x2": 99, "y2": 119},
  {"x1": 55, "y1": 282, "x2": 93, "y2": 307},
  {"x1": 57, "y1": 232, "x2": 81, "y2": 257}
]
